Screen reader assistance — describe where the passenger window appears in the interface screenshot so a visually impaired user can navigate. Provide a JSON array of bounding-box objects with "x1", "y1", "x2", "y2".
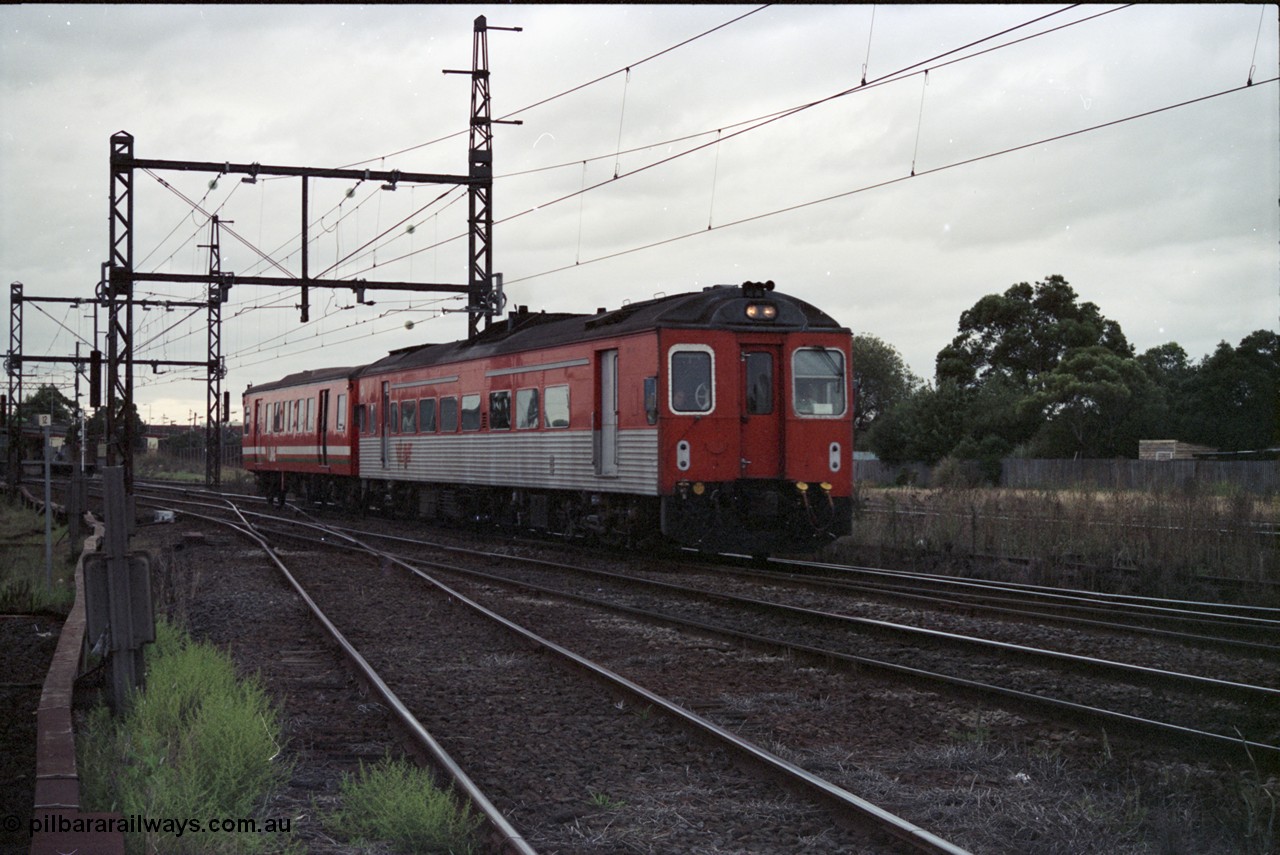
[
  {"x1": 419, "y1": 398, "x2": 436, "y2": 433},
  {"x1": 367, "y1": 403, "x2": 376, "y2": 435},
  {"x1": 400, "y1": 400, "x2": 417, "y2": 434},
  {"x1": 793, "y1": 348, "x2": 847, "y2": 416},
  {"x1": 389, "y1": 402, "x2": 399, "y2": 434},
  {"x1": 336, "y1": 394, "x2": 347, "y2": 431},
  {"x1": 544, "y1": 385, "x2": 569, "y2": 428},
  {"x1": 670, "y1": 348, "x2": 713, "y2": 413},
  {"x1": 516, "y1": 388, "x2": 539, "y2": 429},
  {"x1": 489, "y1": 391, "x2": 511, "y2": 430},
  {"x1": 461, "y1": 394, "x2": 481, "y2": 431},
  {"x1": 439, "y1": 397, "x2": 458, "y2": 433},
  {"x1": 305, "y1": 398, "x2": 315, "y2": 433},
  {"x1": 745, "y1": 352, "x2": 774, "y2": 415}
]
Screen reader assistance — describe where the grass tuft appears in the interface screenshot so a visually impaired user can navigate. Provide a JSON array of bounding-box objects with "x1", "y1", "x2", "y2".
[
  {"x1": 78, "y1": 619, "x2": 289, "y2": 854},
  {"x1": 325, "y1": 755, "x2": 481, "y2": 854},
  {"x1": 0, "y1": 501, "x2": 74, "y2": 614}
]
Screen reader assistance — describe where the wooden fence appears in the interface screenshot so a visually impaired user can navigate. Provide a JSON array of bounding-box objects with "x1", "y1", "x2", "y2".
[{"x1": 856, "y1": 458, "x2": 1278, "y2": 494}]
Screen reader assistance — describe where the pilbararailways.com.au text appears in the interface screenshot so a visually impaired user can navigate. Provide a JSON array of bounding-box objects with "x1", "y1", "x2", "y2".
[{"x1": 27, "y1": 813, "x2": 292, "y2": 837}]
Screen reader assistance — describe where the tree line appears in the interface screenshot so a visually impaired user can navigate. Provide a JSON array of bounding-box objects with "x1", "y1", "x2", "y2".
[
  {"x1": 5, "y1": 388, "x2": 237, "y2": 459},
  {"x1": 854, "y1": 275, "x2": 1277, "y2": 474}
]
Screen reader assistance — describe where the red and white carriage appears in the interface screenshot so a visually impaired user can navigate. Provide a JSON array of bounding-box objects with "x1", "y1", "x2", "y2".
[{"x1": 245, "y1": 282, "x2": 853, "y2": 552}]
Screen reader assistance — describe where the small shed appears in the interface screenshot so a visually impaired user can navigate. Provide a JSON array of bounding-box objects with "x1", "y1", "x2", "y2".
[{"x1": 1138, "y1": 439, "x2": 1218, "y2": 461}]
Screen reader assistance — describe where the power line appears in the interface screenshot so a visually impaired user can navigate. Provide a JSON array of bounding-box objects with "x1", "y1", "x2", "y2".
[
  {"x1": 315, "y1": 1, "x2": 1102, "y2": 286},
  {"x1": 503, "y1": 77, "x2": 1278, "y2": 287},
  {"x1": 332, "y1": 5, "x2": 774, "y2": 172},
  {"x1": 498, "y1": 6, "x2": 1116, "y2": 185}
]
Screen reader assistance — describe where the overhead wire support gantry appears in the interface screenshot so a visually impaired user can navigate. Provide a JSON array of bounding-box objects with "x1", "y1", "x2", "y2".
[
  {"x1": 101, "y1": 15, "x2": 520, "y2": 490},
  {"x1": 445, "y1": 15, "x2": 523, "y2": 340}
]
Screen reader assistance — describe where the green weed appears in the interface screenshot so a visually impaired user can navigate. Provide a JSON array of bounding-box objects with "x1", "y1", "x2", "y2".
[
  {"x1": 325, "y1": 755, "x2": 481, "y2": 854},
  {"x1": 0, "y1": 501, "x2": 74, "y2": 613},
  {"x1": 78, "y1": 619, "x2": 289, "y2": 854}
]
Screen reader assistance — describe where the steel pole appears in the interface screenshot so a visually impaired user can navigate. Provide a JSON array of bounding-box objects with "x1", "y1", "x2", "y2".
[{"x1": 42, "y1": 419, "x2": 52, "y2": 586}]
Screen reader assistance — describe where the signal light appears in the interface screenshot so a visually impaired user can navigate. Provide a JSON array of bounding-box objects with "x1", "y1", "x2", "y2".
[{"x1": 89, "y1": 350, "x2": 103, "y2": 408}]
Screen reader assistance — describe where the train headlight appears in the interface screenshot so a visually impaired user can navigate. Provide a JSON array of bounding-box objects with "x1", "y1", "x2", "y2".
[{"x1": 745, "y1": 303, "x2": 777, "y2": 321}]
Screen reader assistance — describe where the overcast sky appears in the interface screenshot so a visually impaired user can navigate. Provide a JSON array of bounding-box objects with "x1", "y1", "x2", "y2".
[{"x1": 2, "y1": 4, "x2": 1276, "y2": 426}]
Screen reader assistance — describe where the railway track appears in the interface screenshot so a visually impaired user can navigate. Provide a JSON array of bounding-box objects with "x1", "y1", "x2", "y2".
[
  {"x1": 766, "y1": 556, "x2": 1280, "y2": 651},
  {"x1": 57, "y1": 479, "x2": 1276, "y2": 849},
  {"x1": 128, "y1": 484, "x2": 1279, "y2": 764},
  {"x1": 136, "y1": 492, "x2": 970, "y2": 853},
  {"x1": 255, "y1": 518, "x2": 1277, "y2": 768}
]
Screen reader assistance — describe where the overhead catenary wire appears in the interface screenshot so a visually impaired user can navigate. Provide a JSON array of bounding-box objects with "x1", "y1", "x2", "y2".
[
  {"x1": 93, "y1": 4, "x2": 1263, "y2": 403},
  {"x1": 502, "y1": 76, "x2": 1278, "y2": 287},
  {"x1": 332, "y1": 5, "x2": 774, "y2": 172},
  {"x1": 613, "y1": 68, "x2": 632, "y2": 180},
  {"x1": 861, "y1": 4, "x2": 876, "y2": 86},
  {"x1": 144, "y1": 5, "x2": 1111, "y2": 297},
  {"x1": 483, "y1": 5, "x2": 1122, "y2": 237},
  {"x1": 1247, "y1": 4, "x2": 1266, "y2": 85},
  {"x1": 910, "y1": 70, "x2": 930, "y2": 176}
]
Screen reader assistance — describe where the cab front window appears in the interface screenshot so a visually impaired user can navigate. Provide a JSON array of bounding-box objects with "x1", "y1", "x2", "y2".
[
  {"x1": 669, "y1": 346, "x2": 714, "y2": 414},
  {"x1": 793, "y1": 348, "x2": 846, "y2": 416}
]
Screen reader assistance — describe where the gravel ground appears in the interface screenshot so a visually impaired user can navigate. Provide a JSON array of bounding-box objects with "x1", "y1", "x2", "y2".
[
  {"x1": 0, "y1": 617, "x2": 61, "y2": 855},
  {"x1": 95, "y1": 516, "x2": 1280, "y2": 854}
]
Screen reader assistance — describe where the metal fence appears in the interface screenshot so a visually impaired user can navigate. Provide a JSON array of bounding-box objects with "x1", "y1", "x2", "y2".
[
  {"x1": 153, "y1": 446, "x2": 244, "y2": 469},
  {"x1": 1000, "y1": 458, "x2": 1278, "y2": 494},
  {"x1": 856, "y1": 458, "x2": 1278, "y2": 494}
]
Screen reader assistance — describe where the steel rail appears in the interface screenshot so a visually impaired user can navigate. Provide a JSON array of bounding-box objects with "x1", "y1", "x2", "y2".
[
  {"x1": 418, "y1": 558, "x2": 1280, "y2": 768},
  {"x1": 286, "y1": 513, "x2": 972, "y2": 855},
  {"x1": 224, "y1": 515, "x2": 1280, "y2": 769},
  {"x1": 271, "y1": 518, "x2": 1277, "y2": 704},
  {"x1": 183, "y1": 504, "x2": 538, "y2": 855},
  {"x1": 696, "y1": 563, "x2": 1280, "y2": 656},
  {"x1": 203, "y1": 508, "x2": 1279, "y2": 703},
  {"x1": 776, "y1": 557, "x2": 1280, "y2": 624}
]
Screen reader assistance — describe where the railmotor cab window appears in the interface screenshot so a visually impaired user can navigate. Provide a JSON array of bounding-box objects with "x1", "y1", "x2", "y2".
[
  {"x1": 669, "y1": 346, "x2": 714, "y2": 414},
  {"x1": 793, "y1": 347, "x2": 847, "y2": 416}
]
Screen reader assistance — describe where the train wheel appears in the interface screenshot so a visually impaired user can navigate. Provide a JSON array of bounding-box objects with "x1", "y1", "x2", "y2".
[{"x1": 555, "y1": 496, "x2": 582, "y2": 540}]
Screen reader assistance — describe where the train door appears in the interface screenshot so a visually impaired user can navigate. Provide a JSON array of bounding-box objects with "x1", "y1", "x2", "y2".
[
  {"x1": 252, "y1": 400, "x2": 260, "y2": 462},
  {"x1": 380, "y1": 381, "x2": 390, "y2": 468},
  {"x1": 318, "y1": 389, "x2": 329, "y2": 466},
  {"x1": 595, "y1": 349, "x2": 619, "y2": 477},
  {"x1": 740, "y1": 346, "x2": 782, "y2": 478}
]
